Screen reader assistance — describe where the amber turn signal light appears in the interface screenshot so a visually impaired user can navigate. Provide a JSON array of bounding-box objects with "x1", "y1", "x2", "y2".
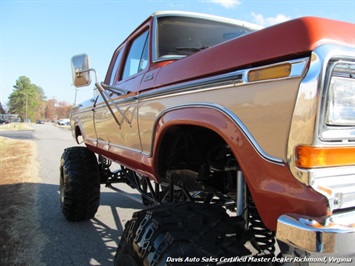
[
  {"x1": 248, "y1": 63, "x2": 291, "y2": 82},
  {"x1": 295, "y1": 146, "x2": 355, "y2": 168}
]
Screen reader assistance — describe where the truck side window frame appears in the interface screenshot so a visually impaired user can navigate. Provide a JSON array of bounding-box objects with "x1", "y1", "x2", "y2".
[
  {"x1": 109, "y1": 46, "x2": 125, "y2": 86},
  {"x1": 122, "y1": 30, "x2": 149, "y2": 80}
]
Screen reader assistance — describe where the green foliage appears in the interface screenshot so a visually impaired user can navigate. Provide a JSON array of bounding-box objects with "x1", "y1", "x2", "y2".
[
  {"x1": 8, "y1": 76, "x2": 47, "y2": 121},
  {"x1": 0, "y1": 102, "x2": 5, "y2": 114}
]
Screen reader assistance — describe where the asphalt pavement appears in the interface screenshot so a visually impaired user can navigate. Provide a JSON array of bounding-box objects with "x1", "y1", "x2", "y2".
[{"x1": 32, "y1": 123, "x2": 143, "y2": 265}]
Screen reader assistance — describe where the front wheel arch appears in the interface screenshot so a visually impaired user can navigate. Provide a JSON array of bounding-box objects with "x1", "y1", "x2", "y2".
[{"x1": 151, "y1": 107, "x2": 242, "y2": 180}]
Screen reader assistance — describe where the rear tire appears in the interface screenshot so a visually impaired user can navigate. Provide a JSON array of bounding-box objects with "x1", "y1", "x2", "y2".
[
  {"x1": 115, "y1": 201, "x2": 251, "y2": 266},
  {"x1": 59, "y1": 147, "x2": 100, "y2": 221}
]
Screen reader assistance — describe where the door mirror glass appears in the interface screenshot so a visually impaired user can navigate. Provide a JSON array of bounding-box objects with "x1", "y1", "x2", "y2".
[{"x1": 71, "y1": 54, "x2": 91, "y2": 87}]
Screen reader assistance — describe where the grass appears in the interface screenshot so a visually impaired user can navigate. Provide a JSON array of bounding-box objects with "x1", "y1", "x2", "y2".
[
  {"x1": 0, "y1": 136, "x2": 45, "y2": 266},
  {"x1": 0, "y1": 136, "x2": 36, "y2": 184},
  {"x1": 0, "y1": 136, "x2": 12, "y2": 152}
]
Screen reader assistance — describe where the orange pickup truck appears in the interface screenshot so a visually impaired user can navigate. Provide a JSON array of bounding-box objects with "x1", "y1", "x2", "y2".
[{"x1": 62, "y1": 11, "x2": 354, "y2": 265}]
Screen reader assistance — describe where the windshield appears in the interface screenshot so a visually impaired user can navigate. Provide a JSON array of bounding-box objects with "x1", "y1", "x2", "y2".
[{"x1": 156, "y1": 16, "x2": 257, "y2": 60}]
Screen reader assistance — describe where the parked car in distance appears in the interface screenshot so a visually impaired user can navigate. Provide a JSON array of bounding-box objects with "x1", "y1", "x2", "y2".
[
  {"x1": 0, "y1": 119, "x2": 10, "y2": 125},
  {"x1": 57, "y1": 119, "x2": 70, "y2": 126},
  {"x1": 36, "y1": 120, "x2": 45, "y2": 124}
]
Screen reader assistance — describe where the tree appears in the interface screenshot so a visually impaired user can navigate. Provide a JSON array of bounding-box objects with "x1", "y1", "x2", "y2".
[
  {"x1": 45, "y1": 98, "x2": 57, "y2": 120},
  {"x1": 0, "y1": 102, "x2": 5, "y2": 114},
  {"x1": 8, "y1": 76, "x2": 47, "y2": 121},
  {"x1": 44, "y1": 98, "x2": 72, "y2": 120},
  {"x1": 56, "y1": 101, "x2": 72, "y2": 119}
]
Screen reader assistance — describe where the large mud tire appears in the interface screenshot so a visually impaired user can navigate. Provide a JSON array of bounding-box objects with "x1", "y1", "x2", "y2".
[
  {"x1": 115, "y1": 201, "x2": 251, "y2": 266},
  {"x1": 59, "y1": 146, "x2": 100, "y2": 221}
]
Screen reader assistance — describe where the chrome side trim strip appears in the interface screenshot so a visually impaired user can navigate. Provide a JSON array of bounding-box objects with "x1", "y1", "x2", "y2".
[
  {"x1": 90, "y1": 58, "x2": 309, "y2": 165},
  {"x1": 138, "y1": 58, "x2": 309, "y2": 102},
  {"x1": 97, "y1": 139, "x2": 142, "y2": 155},
  {"x1": 145, "y1": 103, "x2": 285, "y2": 165},
  {"x1": 85, "y1": 137, "x2": 96, "y2": 143},
  {"x1": 111, "y1": 143, "x2": 142, "y2": 154},
  {"x1": 139, "y1": 72, "x2": 243, "y2": 101},
  {"x1": 96, "y1": 102, "x2": 285, "y2": 165},
  {"x1": 91, "y1": 58, "x2": 308, "y2": 107}
]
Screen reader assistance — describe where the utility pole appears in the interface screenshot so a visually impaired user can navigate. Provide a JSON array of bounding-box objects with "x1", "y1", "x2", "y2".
[{"x1": 25, "y1": 93, "x2": 28, "y2": 122}]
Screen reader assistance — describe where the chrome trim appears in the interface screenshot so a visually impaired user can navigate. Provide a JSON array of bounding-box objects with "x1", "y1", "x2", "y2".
[
  {"x1": 319, "y1": 60, "x2": 355, "y2": 142},
  {"x1": 311, "y1": 166, "x2": 355, "y2": 211},
  {"x1": 244, "y1": 59, "x2": 309, "y2": 83},
  {"x1": 276, "y1": 210, "x2": 355, "y2": 253},
  {"x1": 287, "y1": 44, "x2": 355, "y2": 218},
  {"x1": 75, "y1": 59, "x2": 307, "y2": 108},
  {"x1": 311, "y1": 45, "x2": 355, "y2": 146},
  {"x1": 236, "y1": 171, "x2": 246, "y2": 217},
  {"x1": 75, "y1": 58, "x2": 308, "y2": 166},
  {"x1": 151, "y1": 10, "x2": 263, "y2": 30},
  {"x1": 137, "y1": 59, "x2": 308, "y2": 164},
  {"x1": 288, "y1": 44, "x2": 355, "y2": 186},
  {"x1": 97, "y1": 139, "x2": 142, "y2": 154},
  {"x1": 321, "y1": 129, "x2": 355, "y2": 142},
  {"x1": 139, "y1": 70, "x2": 243, "y2": 101},
  {"x1": 151, "y1": 11, "x2": 262, "y2": 62},
  {"x1": 146, "y1": 103, "x2": 285, "y2": 165},
  {"x1": 101, "y1": 83, "x2": 130, "y2": 95},
  {"x1": 84, "y1": 137, "x2": 96, "y2": 143},
  {"x1": 139, "y1": 58, "x2": 309, "y2": 101},
  {"x1": 94, "y1": 102, "x2": 285, "y2": 165}
]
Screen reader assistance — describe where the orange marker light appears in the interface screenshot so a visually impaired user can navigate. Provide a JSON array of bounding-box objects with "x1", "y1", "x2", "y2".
[
  {"x1": 248, "y1": 63, "x2": 291, "y2": 82},
  {"x1": 295, "y1": 146, "x2": 355, "y2": 168}
]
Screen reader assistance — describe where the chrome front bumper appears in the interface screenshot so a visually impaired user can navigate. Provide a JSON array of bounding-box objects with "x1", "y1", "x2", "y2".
[{"x1": 276, "y1": 210, "x2": 355, "y2": 253}]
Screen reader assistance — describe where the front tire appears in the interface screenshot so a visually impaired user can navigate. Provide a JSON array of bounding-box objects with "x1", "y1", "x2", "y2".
[
  {"x1": 115, "y1": 201, "x2": 251, "y2": 266},
  {"x1": 59, "y1": 146, "x2": 100, "y2": 221}
]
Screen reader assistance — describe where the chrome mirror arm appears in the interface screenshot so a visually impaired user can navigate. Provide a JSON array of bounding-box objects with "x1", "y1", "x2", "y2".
[
  {"x1": 94, "y1": 82, "x2": 132, "y2": 128},
  {"x1": 101, "y1": 83, "x2": 130, "y2": 96},
  {"x1": 76, "y1": 67, "x2": 132, "y2": 127}
]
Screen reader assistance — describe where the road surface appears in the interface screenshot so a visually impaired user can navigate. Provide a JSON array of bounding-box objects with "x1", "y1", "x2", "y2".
[{"x1": 32, "y1": 123, "x2": 143, "y2": 265}]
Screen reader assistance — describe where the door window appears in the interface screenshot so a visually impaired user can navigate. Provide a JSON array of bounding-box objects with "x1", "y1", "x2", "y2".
[{"x1": 122, "y1": 30, "x2": 149, "y2": 80}]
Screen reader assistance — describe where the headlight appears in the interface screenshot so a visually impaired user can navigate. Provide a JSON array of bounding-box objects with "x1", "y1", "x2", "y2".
[{"x1": 326, "y1": 63, "x2": 355, "y2": 126}]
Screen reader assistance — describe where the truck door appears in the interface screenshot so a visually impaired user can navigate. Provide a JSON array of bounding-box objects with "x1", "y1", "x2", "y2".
[{"x1": 94, "y1": 29, "x2": 149, "y2": 154}]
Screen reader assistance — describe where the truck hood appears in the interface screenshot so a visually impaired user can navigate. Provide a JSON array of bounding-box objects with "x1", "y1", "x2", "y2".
[{"x1": 153, "y1": 16, "x2": 354, "y2": 88}]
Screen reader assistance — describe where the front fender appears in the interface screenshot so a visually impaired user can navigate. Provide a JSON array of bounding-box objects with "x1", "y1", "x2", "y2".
[{"x1": 151, "y1": 105, "x2": 328, "y2": 231}]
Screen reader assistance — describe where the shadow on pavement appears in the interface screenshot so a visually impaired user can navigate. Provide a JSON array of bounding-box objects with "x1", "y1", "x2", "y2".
[
  {"x1": 0, "y1": 130, "x2": 35, "y2": 139},
  {"x1": 0, "y1": 182, "x2": 143, "y2": 266}
]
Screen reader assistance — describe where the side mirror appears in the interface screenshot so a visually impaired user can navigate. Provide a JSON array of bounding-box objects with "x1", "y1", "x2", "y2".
[{"x1": 71, "y1": 54, "x2": 91, "y2": 87}]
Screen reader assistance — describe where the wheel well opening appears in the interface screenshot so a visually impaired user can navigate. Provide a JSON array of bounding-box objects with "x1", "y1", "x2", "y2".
[
  {"x1": 157, "y1": 125, "x2": 239, "y2": 194},
  {"x1": 74, "y1": 126, "x2": 84, "y2": 144}
]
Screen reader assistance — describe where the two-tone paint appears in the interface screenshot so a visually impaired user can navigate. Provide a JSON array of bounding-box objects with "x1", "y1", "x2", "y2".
[{"x1": 71, "y1": 12, "x2": 355, "y2": 238}]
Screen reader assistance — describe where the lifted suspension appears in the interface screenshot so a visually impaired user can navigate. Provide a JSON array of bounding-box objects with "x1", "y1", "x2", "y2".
[
  {"x1": 99, "y1": 156, "x2": 277, "y2": 258},
  {"x1": 98, "y1": 156, "x2": 194, "y2": 205}
]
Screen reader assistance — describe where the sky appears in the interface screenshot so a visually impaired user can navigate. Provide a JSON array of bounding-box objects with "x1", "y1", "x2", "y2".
[{"x1": 1, "y1": 0, "x2": 354, "y2": 108}]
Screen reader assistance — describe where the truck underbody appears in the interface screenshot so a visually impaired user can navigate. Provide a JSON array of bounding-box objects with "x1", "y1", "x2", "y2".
[{"x1": 60, "y1": 134, "x2": 306, "y2": 265}]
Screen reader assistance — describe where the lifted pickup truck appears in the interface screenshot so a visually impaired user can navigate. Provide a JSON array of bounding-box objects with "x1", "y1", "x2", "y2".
[{"x1": 62, "y1": 11, "x2": 355, "y2": 265}]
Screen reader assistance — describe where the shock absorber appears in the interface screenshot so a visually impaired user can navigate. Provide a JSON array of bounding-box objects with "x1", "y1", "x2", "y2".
[
  {"x1": 247, "y1": 192, "x2": 276, "y2": 257},
  {"x1": 98, "y1": 155, "x2": 112, "y2": 183}
]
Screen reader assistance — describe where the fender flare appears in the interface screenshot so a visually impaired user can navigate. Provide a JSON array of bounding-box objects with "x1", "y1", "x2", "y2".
[
  {"x1": 150, "y1": 104, "x2": 328, "y2": 231},
  {"x1": 150, "y1": 104, "x2": 283, "y2": 166}
]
